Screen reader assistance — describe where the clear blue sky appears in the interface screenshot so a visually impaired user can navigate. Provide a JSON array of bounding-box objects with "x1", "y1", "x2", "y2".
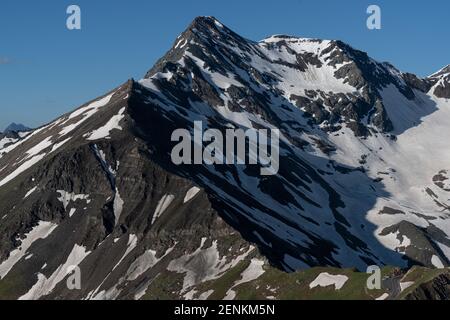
[{"x1": 1, "y1": 0, "x2": 449, "y2": 130}]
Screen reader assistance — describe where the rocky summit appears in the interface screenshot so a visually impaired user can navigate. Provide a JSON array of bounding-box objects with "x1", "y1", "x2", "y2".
[{"x1": 0, "y1": 16, "x2": 449, "y2": 300}]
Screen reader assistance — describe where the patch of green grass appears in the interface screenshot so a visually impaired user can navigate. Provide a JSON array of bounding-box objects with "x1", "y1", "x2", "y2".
[
  {"x1": 0, "y1": 272, "x2": 24, "y2": 300},
  {"x1": 140, "y1": 271, "x2": 185, "y2": 300},
  {"x1": 131, "y1": 262, "x2": 448, "y2": 301},
  {"x1": 230, "y1": 266, "x2": 389, "y2": 300}
]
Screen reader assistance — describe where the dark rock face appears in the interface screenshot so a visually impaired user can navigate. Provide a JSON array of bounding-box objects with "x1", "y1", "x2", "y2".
[
  {"x1": 403, "y1": 73, "x2": 432, "y2": 93},
  {"x1": 127, "y1": 81, "x2": 360, "y2": 271},
  {"x1": 427, "y1": 66, "x2": 450, "y2": 99},
  {"x1": 380, "y1": 221, "x2": 450, "y2": 268},
  {"x1": 405, "y1": 272, "x2": 450, "y2": 300},
  {"x1": 0, "y1": 131, "x2": 19, "y2": 142},
  {"x1": 433, "y1": 76, "x2": 450, "y2": 99},
  {"x1": 433, "y1": 170, "x2": 450, "y2": 192},
  {"x1": 0, "y1": 82, "x2": 254, "y2": 300}
]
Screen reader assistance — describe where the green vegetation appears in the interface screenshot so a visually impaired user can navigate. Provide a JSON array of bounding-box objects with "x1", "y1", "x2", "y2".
[
  {"x1": 233, "y1": 267, "x2": 388, "y2": 300},
  {"x1": 186, "y1": 264, "x2": 398, "y2": 300},
  {"x1": 140, "y1": 271, "x2": 185, "y2": 300},
  {"x1": 397, "y1": 266, "x2": 449, "y2": 299}
]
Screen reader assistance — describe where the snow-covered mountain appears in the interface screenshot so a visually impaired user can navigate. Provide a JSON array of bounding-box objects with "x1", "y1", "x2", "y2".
[
  {"x1": 0, "y1": 16, "x2": 449, "y2": 300},
  {"x1": 3, "y1": 123, "x2": 30, "y2": 134},
  {"x1": 0, "y1": 131, "x2": 30, "y2": 152}
]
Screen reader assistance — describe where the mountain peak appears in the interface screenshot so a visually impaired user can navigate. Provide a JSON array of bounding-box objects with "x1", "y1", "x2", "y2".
[
  {"x1": 428, "y1": 65, "x2": 450, "y2": 98},
  {"x1": 191, "y1": 15, "x2": 222, "y2": 26},
  {"x1": 184, "y1": 16, "x2": 230, "y2": 37},
  {"x1": 144, "y1": 16, "x2": 247, "y2": 79},
  {"x1": 429, "y1": 65, "x2": 450, "y2": 78},
  {"x1": 4, "y1": 122, "x2": 30, "y2": 133}
]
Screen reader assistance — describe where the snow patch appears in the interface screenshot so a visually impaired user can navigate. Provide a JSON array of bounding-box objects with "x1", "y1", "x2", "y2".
[
  {"x1": 152, "y1": 194, "x2": 175, "y2": 224},
  {"x1": 59, "y1": 93, "x2": 114, "y2": 136},
  {"x1": 183, "y1": 187, "x2": 201, "y2": 203},
  {"x1": 69, "y1": 208, "x2": 77, "y2": 217},
  {"x1": 375, "y1": 293, "x2": 389, "y2": 300},
  {"x1": 24, "y1": 186, "x2": 37, "y2": 199},
  {"x1": 168, "y1": 241, "x2": 255, "y2": 294},
  {"x1": 198, "y1": 290, "x2": 214, "y2": 300},
  {"x1": 224, "y1": 259, "x2": 265, "y2": 300},
  {"x1": 112, "y1": 234, "x2": 138, "y2": 271},
  {"x1": 0, "y1": 221, "x2": 57, "y2": 279},
  {"x1": 400, "y1": 281, "x2": 414, "y2": 292},
  {"x1": 113, "y1": 188, "x2": 124, "y2": 225},
  {"x1": 309, "y1": 273, "x2": 349, "y2": 290},
  {"x1": 57, "y1": 190, "x2": 90, "y2": 210},
  {"x1": 19, "y1": 244, "x2": 91, "y2": 300},
  {"x1": 431, "y1": 255, "x2": 445, "y2": 269},
  {"x1": 85, "y1": 107, "x2": 126, "y2": 141}
]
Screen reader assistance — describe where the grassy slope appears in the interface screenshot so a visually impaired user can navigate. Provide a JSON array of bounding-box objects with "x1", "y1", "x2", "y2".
[{"x1": 190, "y1": 264, "x2": 396, "y2": 300}]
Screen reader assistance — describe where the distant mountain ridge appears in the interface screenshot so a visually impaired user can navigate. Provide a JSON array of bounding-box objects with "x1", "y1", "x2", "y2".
[
  {"x1": 3, "y1": 123, "x2": 30, "y2": 133},
  {"x1": 0, "y1": 124, "x2": 30, "y2": 151}
]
